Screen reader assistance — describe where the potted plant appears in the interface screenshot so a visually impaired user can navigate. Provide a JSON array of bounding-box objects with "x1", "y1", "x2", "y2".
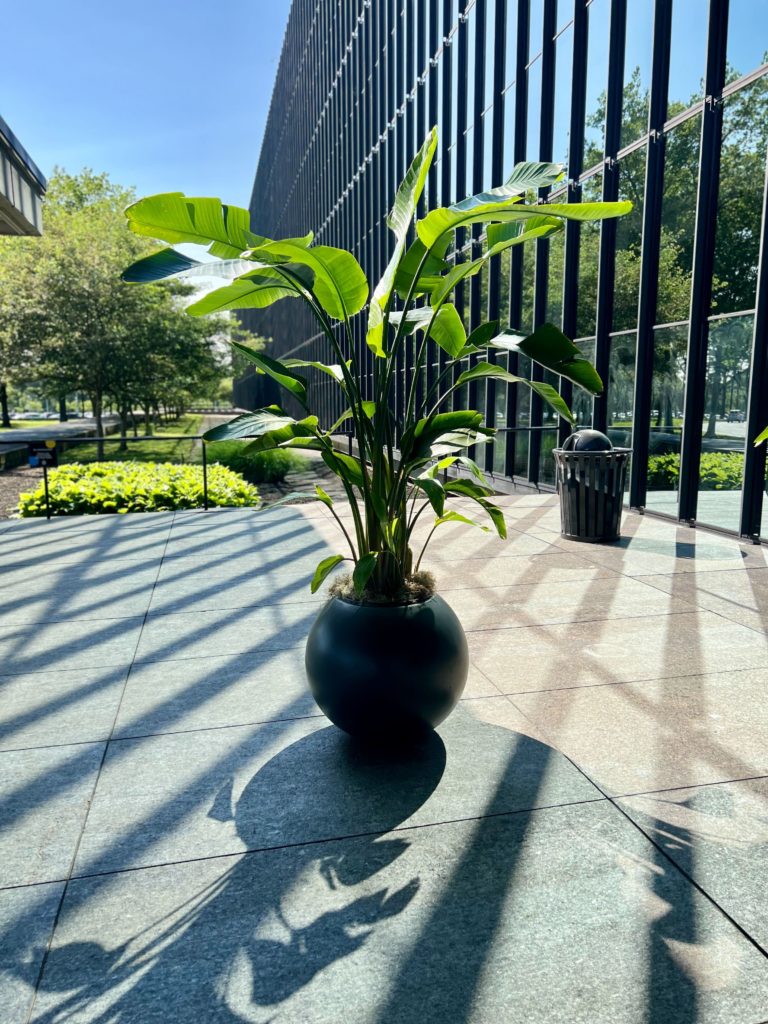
[{"x1": 122, "y1": 128, "x2": 630, "y2": 742}]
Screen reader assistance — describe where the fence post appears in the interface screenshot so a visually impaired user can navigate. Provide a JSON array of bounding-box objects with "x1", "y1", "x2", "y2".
[{"x1": 202, "y1": 440, "x2": 209, "y2": 511}]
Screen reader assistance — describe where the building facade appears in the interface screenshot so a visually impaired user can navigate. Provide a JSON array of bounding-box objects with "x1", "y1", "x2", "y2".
[
  {"x1": 0, "y1": 115, "x2": 45, "y2": 236},
  {"x1": 240, "y1": 0, "x2": 768, "y2": 538}
]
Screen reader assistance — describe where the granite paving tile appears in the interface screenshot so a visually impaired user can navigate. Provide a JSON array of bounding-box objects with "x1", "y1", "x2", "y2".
[
  {"x1": 510, "y1": 667, "x2": 768, "y2": 795},
  {"x1": 445, "y1": 575, "x2": 696, "y2": 632},
  {"x1": 113, "y1": 649, "x2": 499, "y2": 740},
  {"x1": 0, "y1": 742, "x2": 105, "y2": 887},
  {"x1": 147, "y1": 568, "x2": 323, "y2": 615},
  {"x1": 35, "y1": 799, "x2": 768, "y2": 1023},
  {"x1": 619, "y1": 778, "x2": 768, "y2": 952},
  {"x1": 431, "y1": 548, "x2": 619, "y2": 590},
  {"x1": 636, "y1": 567, "x2": 768, "y2": 633},
  {"x1": 0, "y1": 617, "x2": 145, "y2": 676},
  {"x1": 0, "y1": 882, "x2": 65, "y2": 1024},
  {"x1": 468, "y1": 610, "x2": 768, "y2": 693},
  {"x1": 0, "y1": 666, "x2": 127, "y2": 751},
  {"x1": 133, "y1": 603, "x2": 319, "y2": 663},
  {"x1": 73, "y1": 698, "x2": 597, "y2": 875},
  {"x1": 0, "y1": 562, "x2": 159, "y2": 625}
]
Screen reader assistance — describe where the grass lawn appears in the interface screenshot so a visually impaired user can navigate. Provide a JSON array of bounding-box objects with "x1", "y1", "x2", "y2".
[
  {"x1": 58, "y1": 415, "x2": 203, "y2": 465},
  {"x1": 0, "y1": 419, "x2": 66, "y2": 431}
]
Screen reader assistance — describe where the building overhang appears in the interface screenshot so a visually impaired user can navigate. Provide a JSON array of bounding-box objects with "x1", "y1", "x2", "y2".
[{"x1": 0, "y1": 115, "x2": 46, "y2": 236}]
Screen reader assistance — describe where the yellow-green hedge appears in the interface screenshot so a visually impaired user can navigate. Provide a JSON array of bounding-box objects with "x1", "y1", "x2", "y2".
[{"x1": 17, "y1": 461, "x2": 259, "y2": 516}]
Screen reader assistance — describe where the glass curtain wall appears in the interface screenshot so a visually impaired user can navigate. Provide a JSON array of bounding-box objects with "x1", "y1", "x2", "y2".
[{"x1": 240, "y1": 0, "x2": 768, "y2": 538}]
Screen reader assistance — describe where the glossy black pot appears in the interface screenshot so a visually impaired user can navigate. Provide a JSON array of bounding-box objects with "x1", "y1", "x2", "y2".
[{"x1": 305, "y1": 594, "x2": 468, "y2": 742}]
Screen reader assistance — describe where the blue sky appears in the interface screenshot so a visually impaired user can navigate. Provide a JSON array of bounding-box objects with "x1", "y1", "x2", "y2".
[{"x1": 1, "y1": 0, "x2": 293, "y2": 206}]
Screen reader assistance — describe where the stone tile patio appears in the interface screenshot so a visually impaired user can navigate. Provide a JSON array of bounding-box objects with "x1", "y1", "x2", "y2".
[{"x1": 2, "y1": 496, "x2": 768, "y2": 1023}]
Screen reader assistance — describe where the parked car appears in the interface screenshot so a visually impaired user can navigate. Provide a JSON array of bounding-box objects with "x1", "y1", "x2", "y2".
[{"x1": 727, "y1": 409, "x2": 746, "y2": 423}]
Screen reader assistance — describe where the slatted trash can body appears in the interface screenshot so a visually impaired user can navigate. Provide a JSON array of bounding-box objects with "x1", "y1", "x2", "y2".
[{"x1": 553, "y1": 448, "x2": 632, "y2": 542}]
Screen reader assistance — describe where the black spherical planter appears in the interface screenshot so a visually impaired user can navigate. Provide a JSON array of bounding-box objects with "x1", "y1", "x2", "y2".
[{"x1": 305, "y1": 594, "x2": 468, "y2": 743}]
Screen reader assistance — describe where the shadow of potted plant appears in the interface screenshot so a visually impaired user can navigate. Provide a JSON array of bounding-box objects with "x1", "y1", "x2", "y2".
[{"x1": 121, "y1": 128, "x2": 630, "y2": 743}]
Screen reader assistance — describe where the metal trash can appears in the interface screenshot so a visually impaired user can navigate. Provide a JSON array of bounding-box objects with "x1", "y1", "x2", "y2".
[{"x1": 553, "y1": 437, "x2": 632, "y2": 542}]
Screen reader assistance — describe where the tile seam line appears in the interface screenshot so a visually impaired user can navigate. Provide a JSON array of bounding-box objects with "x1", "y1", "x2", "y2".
[
  {"x1": 491, "y1": 660, "x2": 768, "y2": 695},
  {"x1": 608, "y1": 771, "x2": 768, "y2": 800},
  {"x1": 540, "y1": 732, "x2": 768, "y2": 965},
  {"x1": 23, "y1": 512, "x2": 176, "y2": 1024},
  {"x1": 25, "y1": 795, "x2": 611, "y2": 888},
  {"x1": 0, "y1": 693, "x2": 510, "y2": 753}
]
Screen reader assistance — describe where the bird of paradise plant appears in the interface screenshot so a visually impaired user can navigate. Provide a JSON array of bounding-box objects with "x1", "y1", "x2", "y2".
[{"x1": 122, "y1": 128, "x2": 630, "y2": 603}]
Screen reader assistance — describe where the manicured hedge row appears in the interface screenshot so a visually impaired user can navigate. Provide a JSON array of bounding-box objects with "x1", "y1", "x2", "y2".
[
  {"x1": 17, "y1": 461, "x2": 259, "y2": 516},
  {"x1": 647, "y1": 451, "x2": 746, "y2": 491},
  {"x1": 204, "y1": 441, "x2": 308, "y2": 484}
]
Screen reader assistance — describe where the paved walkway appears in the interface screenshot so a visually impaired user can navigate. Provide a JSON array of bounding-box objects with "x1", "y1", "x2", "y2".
[{"x1": 2, "y1": 497, "x2": 768, "y2": 1022}]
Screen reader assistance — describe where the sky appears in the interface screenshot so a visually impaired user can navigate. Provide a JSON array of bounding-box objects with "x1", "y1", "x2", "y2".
[{"x1": 1, "y1": 0, "x2": 293, "y2": 208}]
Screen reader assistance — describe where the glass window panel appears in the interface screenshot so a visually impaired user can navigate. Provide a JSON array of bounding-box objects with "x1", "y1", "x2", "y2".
[
  {"x1": 698, "y1": 314, "x2": 753, "y2": 533},
  {"x1": 482, "y1": 111, "x2": 494, "y2": 188},
  {"x1": 465, "y1": 123, "x2": 475, "y2": 194},
  {"x1": 541, "y1": 370, "x2": 560, "y2": 424},
  {"x1": 712, "y1": 81, "x2": 767, "y2": 317},
  {"x1": 552, "y1": 24, "x2": 574, "y2": 167},
  {"x1": 466, "y1": 7, "x2": 476, "y2": 127},
  {"x1": 668, "y1": 0, "x2": 707, "y2": 111},
  {"x1": 613, "y1": 147, "x2": 646, "y2": 332},
  {"x1": 520, "y1": 247, "x2": 536, "y2": 333},
  {"x1": 527, "y1": 56, "x2": 543, "y2": 159},
  {"x1": 547, "y1": 230, "x2": 565, "y2": 324},
  {"x1": 504, "y1": 0, "x2": 518, "y2": 88},
  {"x1": 577, "y1": 172, "x2": 603, "y2": 336},
  {"x1": 503, "y1": 86, "x2": 517, "y2": 177},
  {"x1": 494, "y1": 434, "x2": 507, "y2": 474},
  {"x1": 573, "y1": 338, "x2": 597, "y2": 426},
  {"x1": 556, "y1": 0, "x2": 574, "y2": 33},
  {"x1": 514, "y1": 429, "x2": 530, "y2": 476},
  {"x1": 529, "y1": 0, "x2": 545, "y2": 59},
  {"x1": 727, "y1": 0, "x2": 768, "y2": 80},
  {"x1": 607, "y1": 332, "x2": 636, "y2": 457},
  {"x1": 539, "y1": 429, "x2": 559, "y2": 484},
  {"x1": 621, "y1": 0, "x2": 654, "y2": 147},
  {"x1": 484, "y1": 0, "x2": 497, "y2": 110},
  {"x1": 584, "y1": 0, "x2": 609, "y2": 167},
  {"x1": 657, "y1": 114, "x2": 701, "y2": 324},
  {"x1": 645, "y1": 323, "x2": 688, "y2": 516},
  {"x1": 516, "y1": 355, "x2": 532, "y2": 426}
]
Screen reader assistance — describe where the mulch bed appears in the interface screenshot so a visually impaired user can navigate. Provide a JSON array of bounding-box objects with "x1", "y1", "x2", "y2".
[{"x1": 0, "y1": 466, "x2": 44, "y2": 519}]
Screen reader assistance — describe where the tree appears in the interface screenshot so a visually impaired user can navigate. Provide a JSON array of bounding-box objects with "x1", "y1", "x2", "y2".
[{"x1": 0, "y1": 170, "x2": 230, "y2": 451}]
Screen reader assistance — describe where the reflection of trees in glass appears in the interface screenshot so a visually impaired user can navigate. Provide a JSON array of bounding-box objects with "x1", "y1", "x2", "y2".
[
  {"x1": 712, "y1": 69, "x2": 768, "y2": 315},
  {"x1": 703, "y1": 316, "x2": 752, "y2": 437}
]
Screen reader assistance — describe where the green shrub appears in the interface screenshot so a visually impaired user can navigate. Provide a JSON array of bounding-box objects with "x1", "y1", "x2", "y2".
[
  {"x1": 647, "y1": 451, "x2": 747, "y2": 491},
  {"x1": 204, "y1": 441, "x2": 309, "y2": 484},
  {"x1": 17, "y1": 461, "x2": 259, "y2": 517}
]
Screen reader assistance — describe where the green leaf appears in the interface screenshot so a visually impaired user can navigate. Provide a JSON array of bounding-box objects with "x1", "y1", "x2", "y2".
[
  {"x1": 465, "y1": 321, "x2": 499, "y2": 351},
  {"x1": 430, "y1": 303, "x2": 467, "y2": 358},
  {"x1": 430, "y1": 218, "x2": 563, "y2": 308},
  {"x1": 353, "y1": 552, "x2": 379, "y2": 595},
  {"x1": 413, "y1": 476, "x2": 446, "y2": 516},
  {"x1": 429, "y1": 430, "x2": 493, "y2": 456},
  {"x1": 401, "y1": 410, "x2": 486, "y2": 463},
  {"x1": 451, "y1": 161, "x2": 565, "y2": 212},
  {"x1": 329, "y1": 401, "x2": 376, "y2": 433},
  {"x1": 311, "y1": 555, "x2": 346, "y2": 594},
  {"x1": 443, "y1": 479, "x2": 496, "y2": 500},
  {"x1": 203, "y1": 408, "x2": 318, "y2": 443},
  {"x1": 367, "y1": 128, "x2": 438, "y2": 356},
  {"x1": 247, "y1": 241, "x2": 368, "y2": 320},
  {"x1": 454, "y1": 362, "x2": 575, "y2": 423},
  {"x1": 417, "y1": 198, "x2": 632, "y2": 250},
  {"x1": 125, "y1": 193, "x2": 268, "y2": 258},
  {"x1": 228, "y1": 342, "x2": 309, "y2": 408},
  {"x1": 388, "y1": 303, "x2": 465, "y2": 359},
  {"x1": 434, "y1": 510, "x2": 491, "y2": 532},
  {"x1": 393, "y1": 236, "x2": 452, "y2": 299},
  {"x1": 493, "y1": 323, "x2": 604, "y2": 396},
  {"x1": 322, "y1": 449, "x2": 365, "y2": 489},
  {"x1": 186, "y1": 269, "x2": 300, "y2": 315},
  {"x1": 755, "y1": 425, "x2": 768, "y2": 446},
  {"x1": 282, "y1": 359, "x2": 345, "y2": 382},
  {"x1": 122, "y1": 248, "x2": 254, "y2": 284},
  {"x1": 315, "y1": 485, "x2": 334, "y2": 508}
]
